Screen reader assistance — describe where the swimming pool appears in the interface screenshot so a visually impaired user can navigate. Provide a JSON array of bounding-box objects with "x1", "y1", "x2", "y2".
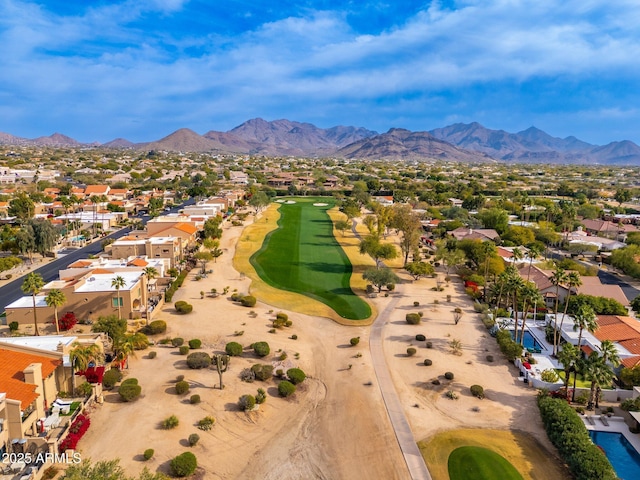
[
  {"x1": 589, "y1": 430, "x2": 640, "y2": 480},
  {"x1": 510, "y1": 330, "x2": 543, "y2": 351}
]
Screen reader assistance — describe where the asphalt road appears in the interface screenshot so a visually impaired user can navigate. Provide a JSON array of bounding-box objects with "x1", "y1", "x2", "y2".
[{"x1": 0, "y1": 199, "x2": 195, "y2": 313}]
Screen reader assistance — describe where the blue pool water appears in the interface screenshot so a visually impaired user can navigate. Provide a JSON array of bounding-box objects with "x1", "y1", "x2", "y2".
[
  {"x1": 510, "y1": 330, "x2": 543, "y2": 351},
  {"x1": 70, "y1": 235, "x2": 85, "y2": 242},
  {"x1": 589, "y1": 430, "x2": 640, "y2": 479}
]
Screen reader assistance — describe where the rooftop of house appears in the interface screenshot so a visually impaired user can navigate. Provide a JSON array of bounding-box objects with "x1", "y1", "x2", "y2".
[{"x1": 0, "y1": 348, "x2": 61, "y2": 406}]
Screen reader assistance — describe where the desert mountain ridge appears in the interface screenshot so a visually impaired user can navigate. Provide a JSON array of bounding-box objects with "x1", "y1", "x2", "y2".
[{"x1": 2, "y1": 118, "x2": 640, "y2": 165}]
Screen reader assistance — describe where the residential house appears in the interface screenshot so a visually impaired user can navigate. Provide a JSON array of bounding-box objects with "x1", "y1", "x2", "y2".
[
  {"x1": 4, "y1": 270, "x2": 147, "y2": 325},
  {"x1": 108, "y1": 236, "x2": 182, "y2": 269},
  {"x1": 450, "y1": 227, "x2": 500, "y2": 242}
]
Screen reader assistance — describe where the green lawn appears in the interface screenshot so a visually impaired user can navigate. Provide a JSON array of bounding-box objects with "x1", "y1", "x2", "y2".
[
  {"x1": 556, "y1": 370, "x2": 592, "y2": 389},
  {"x1": 448, "y1": 446, "x2": 523, "y2": 480},
  {"x1": 250, "y1": 197, "x2": 371, "y2": 320}
]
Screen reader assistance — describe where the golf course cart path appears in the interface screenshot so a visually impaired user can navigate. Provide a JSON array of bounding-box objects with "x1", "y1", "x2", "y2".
[{"x1": 371, "y1": 293, "x2": 433, "y2": 480}]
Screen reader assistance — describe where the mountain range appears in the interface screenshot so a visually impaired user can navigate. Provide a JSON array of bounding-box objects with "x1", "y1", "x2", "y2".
[{"x1": 2, "y1": 118, "x2": 640, "y2": 165}]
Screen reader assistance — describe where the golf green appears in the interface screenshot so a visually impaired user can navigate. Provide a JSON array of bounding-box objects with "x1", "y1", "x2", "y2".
[
  {"x1": 448, "y1": 446, "x2": 523, "y2": 480},
  {"x1": 250, "y1": 197, "x2": 371, "y2": 320}
]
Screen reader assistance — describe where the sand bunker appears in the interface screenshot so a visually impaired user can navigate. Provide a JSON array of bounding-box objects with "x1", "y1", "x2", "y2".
[
  {"x1": 313, "y1": 203, "x2": 329, "y2": 206},
  {"x1": 285, "y1": 200, "x2": 296, "y2": 204}
]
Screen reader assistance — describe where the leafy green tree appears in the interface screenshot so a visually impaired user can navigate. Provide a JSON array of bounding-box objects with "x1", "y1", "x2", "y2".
[
  {"x1": 8, "y1": 192, "x2": 35, "y2": 223},
  {"x1": 15, "y1": 224, "x2": 36, "y2": 260},
  {"x1": 359, "y1": 235, "x2": 398, "y2": 267},
  {"x1": 404, "y1": 261, "x2": 435, "y2": 280},
  {"x1": 21, "y1": 272, "x2": 45, "y2": 335},
  {"x1": 70, "y1": 342, "x2": 104, "y2": 394},
  {"x1": 29, "y1": 218, "x2": 60, "y2": 255},
  {"x1": 45, "y1": 288, "x2": 66, "y2": 334},
  {"x1": 202, "y1": 217, "x2": 223, "y2": 239},
  {"x1": 92, "y1": 314, "x2": 127, "y2": 344},
  {"x1": 501, "y1": 226, "x2": 535, "y2": 246},
  {"x1": 583, "y1": 352, "x2": 615, "y2": 410},
  {"x1": 194, "y1": 250, "x2": 213, "y2": 273},
  {"x1": 335, "y1": 219, "x2": 349, "y2": 236},
  {"x1": 614, "y1": 188, "x2": 632, "y2": 206},
  {"x1": 362, "y1": 267, "x2": 400, "y2": 292},
  {"x1": 389, "y1": 204, "x2": 423, "y2": 265},
  {"x1": 249, "y1": 191, "x2": 270, "y2": 213},
  {"x1": 477, "y1": 207, "x2": 509, "y2": 234}
]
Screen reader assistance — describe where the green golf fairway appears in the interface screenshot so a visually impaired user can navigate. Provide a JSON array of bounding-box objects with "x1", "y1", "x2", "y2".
[
  {"x1": 448, "y1": 446, "x2": 523, "y2": 480},
  {"x1": 250, "y1": 197, "x2": 371, "y2": 320}
]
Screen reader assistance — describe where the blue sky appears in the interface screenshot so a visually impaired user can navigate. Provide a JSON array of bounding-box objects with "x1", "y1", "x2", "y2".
[{"x1": 1, "y1": 0, "x2": 640, "y2": 145}]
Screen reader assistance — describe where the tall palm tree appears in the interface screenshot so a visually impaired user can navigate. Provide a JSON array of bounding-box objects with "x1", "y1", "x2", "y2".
[
  {"x1": 550, "y1": 267, "x2": 568, "y2": 355},
  {"x1": 112, "y1": 334, "x2": 137, "y2": 369},
  {"x1": 21, "y1": 272, "x2": 45, "y2": 336},
  {"x1": 526, "y1": 244, "x2": 541, "y2": 281},
  {"x1": 111, "y1": 275, "x2": 126, "y2": 319},
  {"x1": 505, "y1": 273, "x2": 525, "y2": 341},
  {"x1": 557, "y1": 343, "x2": 579, "y2": 398},
  {"x1": 571, "y1": 304, "x2": 598, "y2": 402},
  {"x1": 518, "y1": 282, "x2": 543, "y2": 347},
  {"x1": 45, "y1": 289, "x2": 66, "y2": 334},
  {"x1": 69, "y1": 342, "x2": 104, "y2": 394}
]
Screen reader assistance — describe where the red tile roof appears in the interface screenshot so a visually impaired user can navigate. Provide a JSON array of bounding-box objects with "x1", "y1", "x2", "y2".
[{"x1": 0, "y1": 348, "x2": 61, "y2": 406}]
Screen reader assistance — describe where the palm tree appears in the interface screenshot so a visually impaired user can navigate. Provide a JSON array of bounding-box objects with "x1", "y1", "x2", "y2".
[
  {"x1": 506, "y1": 273, "x2": 525, "y2": 342},
  {"x1": 21, "y1": 272, "x2": 45, "y2": 336},
  {"x1": 111, "y1": 275, "x2": 126, "y2": 319},
  {"x1": 481, "y1": 241, "x2": 496, "y2": 300},
  {"x1": 583, "y1": 352, "x2": 615, "y2": 410},
  {"x1": 571, "y1": 304, "x2": 598, "y2": 402},
  {"x1": 597, "y1": 339, "x2": 621, "y2": 369},
  {"x1": 526, "y1": 244, "x2": 541, "y2": 281},
  {"x1": 69, "y1": 342, "x2": 104, "y2": 395},
  {"x1": 113, "y1": 334, "x2": 137, "y2": 369},
  {"x1": 557, "y1": 343, "x2": 579, "y2": 398},
  {"x1": 550, "y1": 267, "x2": 568, "y2": 355},
  {"x1": 518, "y1": 282, "x2": 543, "y2": 347},
  {"x1": 558, "y1": 271, "x2": 582, "y2": 350},
  {"x1": 45, "y1": 289, "x2": 66, "y2": 334}
]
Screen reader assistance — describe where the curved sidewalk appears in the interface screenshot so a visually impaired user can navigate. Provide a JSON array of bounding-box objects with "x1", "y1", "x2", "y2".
[{"x1": 370, "y1": 294, "x2": 432, "y2": 480}]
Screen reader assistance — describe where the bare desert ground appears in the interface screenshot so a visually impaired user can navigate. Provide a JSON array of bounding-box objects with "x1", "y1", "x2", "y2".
[{"x1": 74, "y1": 208, "x2": 564, "y2": 479}]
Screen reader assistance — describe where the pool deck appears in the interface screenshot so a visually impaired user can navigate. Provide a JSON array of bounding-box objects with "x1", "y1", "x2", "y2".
[{"x1": 582, "y1": 415, "x2": 640, "y2": 455}]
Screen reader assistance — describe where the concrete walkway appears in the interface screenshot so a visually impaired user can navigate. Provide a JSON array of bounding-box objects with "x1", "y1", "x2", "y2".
[{"x1": 370, "y1": 294, "x2": 433, "y2": 480}]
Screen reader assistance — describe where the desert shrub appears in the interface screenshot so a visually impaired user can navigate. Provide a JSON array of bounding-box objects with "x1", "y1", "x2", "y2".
[
  {"x1": 118, "y1": 383, "x2": 141, "y2": 402},
  {"x1": 230, "y1": 292, "x2": 243, "y2": 302},
  {"x1": 190, "y1": 394, "x2": 201, "y2": 404},
  {"x1": 350, "y1": 337, "x2": 360, "y2": 346},
  {"x1": 287, "y1": 368, "x2": 306, "y2": 385},
  {"x1": 239, "y1": 394, "x2": 256, "y2": 411},
  {"x1": 416, "y1": 334, "x2": 426, "y2": 342},
  {"x1": 470, "y1": 385, "x2": 484, "y2": 399},
  {"x1": 170, "y1": 452, "x2": 197, "y2": 477},
  {"x1": 256, "y1": 388, "x2": 267, "y2": 404},
  {"x1": 538, "y1": 395, "x2": 615, "y2": 480},
  {"x1": 432, "y1": 379, "x2": 441, "y2": 385},
  {"x1": 146, "y1": 320, "x2": 167, "y2": 334},
  {"x1": 225, "y1": 341, "x2": 243, "y2": 356},
  {"x1": 143, "y1": 449, "x2": 154, "y2": 461},
  {"x1": 481, "y1": 316, "x2": 496, "y2": 329},
  {"x1": 77, "y1": 381, "x2": 93, "y2": 397},
  {"x1": 413, "y1": 301, "x2": 420, "y2": 306},
  {"x1": 240, "y1": 295, "x2": 257, "y2": 307},
  {"x1": 148, "y1": 351, "x2": 157, "y2": 359},
  {"x1": 446, "y1": 390, "x2": 459, "y2": 400},
  {"x1": 172, "y1": 337, "x2": 184, "y2": 347},
  {"x1": 174, "y1": 301, "x2": 187, "y2": 310},
  {"x1": 251, "y1": 363, "x2": 274, "y2": 381},
  {"x1": 285, "y1": 320, "x2": 292, "y2": 327},
  {"x1": 176, "y1": 303, "x2": 193, "y2": 314},
  {"x1": 486, "y1": 355, "x2": 494, "y2": 362},
  {"x1": 620, "y1": 397, "x2": 640, "y2": 412},
  {"x1": 276, "y1": 312, "x2": 288, "y2": 321},
  {"x1": 179, "y1": 345, "x2": 190, "y2": 355},
  {"x1": 162, "y1": 415, "x2": 180, "y2": 429},
  {"x1": 406, "y1": 313, "x2": 421, "y2": 325},
  {"x1": 121, "y1": 378, "x2": 139, "y2": 386},
  {"x1": 444, "y1": 372, "x2": 454, "y2": 380},
  {"x1": 188, "y1": 339, "x2": 202, "y2": 349},
  {"x1": 407, "y1": 347, "x2": 417, "y2": 356},
  {"x1": 175, "y1": 381, "x2": 190, "y2": 395},
  {"x1": 159, "y1": 337, "x2": 172, "y2": 345},
  {"x1": 424, "y1": 359, "x2": 432, "y2": 366},
  {"x1": 103, "y1": 368, "x2": 123, "y2": 389},
  {"x1": 188, "y1": 433, "x2": 200, "y2": 447},
  {"x1": 41, "y1": 467, "x2": 59, "y2": 480},
  {"x1": 575, "y1": 392, "x2": 589, "y2": 405},
  {"x1": 240, "y1": 368, "x2": 256, "y2": 382},
  {"x1": 290, "y1": 334, "x2": 298, "y2": 340},
  {"x1": 418, "y1": 311, "x2": 424, "y2": 317},
  {"x1": 197, "y1": 416, "x2": 215, "y2": 431},
  {"x1": 278, "y1": 380, "x2": 296, "y2": 397},
  {"x1": 9, "y1": 321, "x2": 19, "y2": 332},
  {"x1": 130, "y1": 332, "x2": 150, "y2": 350},
  {"x1": 176, "y1": 375, "x2": 185, "y2": 382},
  {"x1": 426, "y1": 341, "x2": 433, "y2": 348},
  {"x1": 495, "y1": 329, "x2": 523, "y2": 361},
  {"x1": 278, "y1": 351, "x2": 288, "y2": 361},
  {"x1": 253, "y1": 341, "x2": 270, "y2": 357},
  {"x1": 186, "y1": 352, "x2": 211, "y2": 369}
]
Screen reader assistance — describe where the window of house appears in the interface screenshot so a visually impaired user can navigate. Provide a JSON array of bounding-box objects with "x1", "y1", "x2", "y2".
[{"x1": 112, "y1": 297, "x2": 123, "y2": 307}]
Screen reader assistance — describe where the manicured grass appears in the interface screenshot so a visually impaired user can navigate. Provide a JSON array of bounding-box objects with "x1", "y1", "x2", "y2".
[
  {"x1": 556, "y1": 370, "x2": 593, "y2": 389},
  {"x1": 448, "y1": 446, "x2": 523, "y2": 480},
  {"x1": 250, "y1": 197, "x2": 371, "y2": 320}
]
